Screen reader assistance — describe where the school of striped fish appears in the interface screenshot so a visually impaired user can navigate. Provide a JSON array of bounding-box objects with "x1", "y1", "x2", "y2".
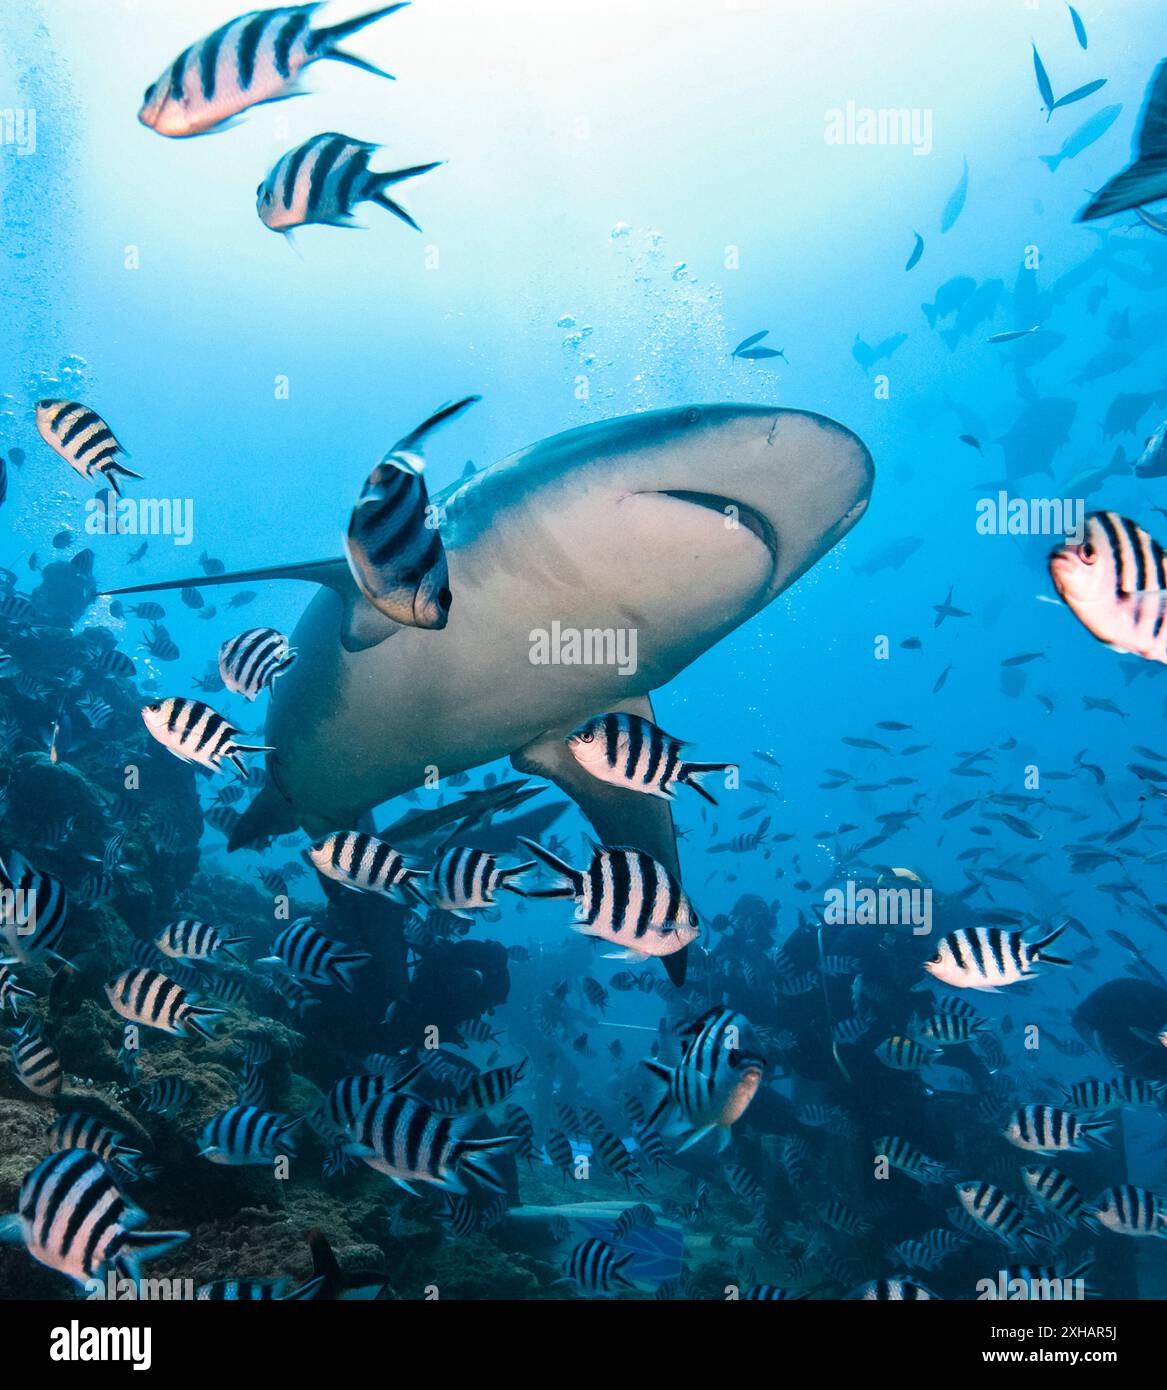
[{"x1": 0, "y1": 0, "x2": 1166, "y2": 1306}]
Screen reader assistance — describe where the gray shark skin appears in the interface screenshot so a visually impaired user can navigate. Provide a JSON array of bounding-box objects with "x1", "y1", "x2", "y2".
[{"x1": 108, "y1": 404, "x2": 873, "y2": 885}]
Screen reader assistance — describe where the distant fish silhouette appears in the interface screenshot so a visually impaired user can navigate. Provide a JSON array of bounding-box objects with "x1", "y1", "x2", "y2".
[
  {"x1": 904, "y1": 231, "x2": 924, "y2": 271},
  {"x1": 940, "y1": 157, "x2": 968, "y2": 231},
  {"x1": 851, "y1": 332, "x2": 907, "y2": 372}
]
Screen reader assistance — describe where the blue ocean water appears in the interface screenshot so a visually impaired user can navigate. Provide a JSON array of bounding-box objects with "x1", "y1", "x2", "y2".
[{"x1": 0, "y1": 0, "x2": 1165, "y2": 1306}]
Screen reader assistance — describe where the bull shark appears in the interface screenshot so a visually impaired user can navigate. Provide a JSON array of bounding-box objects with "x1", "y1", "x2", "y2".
[
  {"x1": 107, "y1": 403, "x2": 873, "y2": 983},
  {"x1": 1079, "y1": 61, "x2": 1167, "y2": 221}
]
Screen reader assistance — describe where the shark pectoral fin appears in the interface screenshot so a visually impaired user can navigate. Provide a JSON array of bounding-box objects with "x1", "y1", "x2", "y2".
[
  {"x1": 101, "y1": 550, "x2": 403, "y2": 656},
  {"x1": 338, "y1": 591, "x2": 403, "y2": 653},
  {"x1": 510, "y1": 695, "x2": 680, "y2": 878},
  {"x1": 100, "y1": 555, "x2": 353, "y2": 600}
]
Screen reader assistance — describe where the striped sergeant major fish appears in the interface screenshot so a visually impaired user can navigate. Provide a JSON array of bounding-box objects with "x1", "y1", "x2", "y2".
[
  {"x1": 320, "y1": 1072, "x2": 397, "y2": 1133},
  {"x1": 819, "y1": 1200, "x2": 872, "y2": 1237},
  {"x1": 258, "y1": 133, "x2": 440, "y2": 233},
  {"x1": 134, "y1": 1076, "x2": 192, "y2": 1117},
  {"x1": 954, "y1": 1181, "x2": 1046, "y2": 1256},
  {"x1": 873, "y1": 1135, "x2": 955, "y2": 1185},
  {"x1": 744, "y1": 1284, "x2": 806, "y2": 1300},
  {"x1": 518, "y1": 837, "x2": 699, "y2": 984},
  {"x1": 503, "y1": 1104, "x2": 535, "y2": 1168},
  {"x1": 610, "y1": 1203, "x2": 655, "y2": 1242},
  {"x1": 218, "y1": 627, "x2": 297, "y2": 701},
  {"x1": 85, "y1": 645, "x2": 137, "y2": 680},
  {"x1": 874, "y1": 1035, "x2": 939, "y2": 1071},
  {"x1": 345, "y1": 397, "x2": 479, "y2": 630},
  {"x1": 318, "y1": 1060, "x2": 425, "y2": 1132},
  {"x1": 560, "y1": 1237, "x2": 637, "y2": 1295},
  {"x1": 141, "y1": 697, "x2": 272, "y2": 779},
  {"x1": 924, "y1": 923, "x2": 1070, "y2": 991},
  {"x1": 259, "y1": 916, "x2": 371, "y2": 991},
  {"x1": 308, "y1": 829, "x2": 427, "y2": 903},
  {"x1": 343, "y1": 1090, "x2": 519, "y2": 1195},
  {"x1": 1003, "y1": 1104, "x2": 1112, "y2": 1154},
  {"x1": 454, "y1": 1017, "x2": 500, "y2": 1045},
  {"x1": 205, "y1": 806, "x2": 242, "y2": 839},
  {"x1": 436, "y1": 1191, "x2": 508, "y2": 1237},
  {"x1": 104, "y1": 967, "x2": 227, "y2": 1040},
  {"x1": 435, "y1": 1058, "x2": 528, "y2": 1115},
  {"x1": 0, "y1": 849, "x2": 70, "y2": 966},
  {"x1": 34, "y1": 401, "x2": 142, "y2": 496},
  {"x1": 0, "y1": 963, "x2": 34, "y2": 1014},
  {"x1": 845, "y1": 1277, "x2": 938, "y2": 1300},
  {"x1": 1111, "y1": 1075, "x2": 1167, "y2": 1107},
  {"x1": 890, "y1": 1230, "x2": 966, "y2": 1271},
  {"x1": 591, "y1": 1130, "x2": 650, "y2": 1194},
  {"x1": 565, "y1": 712, "x2": 733, "y2": 806},
  {"x1": 914, "y1": 1010, "x2": 989, "y2": 1045},
  {"x1": 48, "y1": 1113, "x2": 145, "y2": 1180},
  {"x1": 237, "y1": 1062, "x2": 269, "y2": 1109},
  {"x1": 1049, "y1": 512, "x2": 1167, "y2": 664},
  {"x1": 545, "y1": 1129, "x2": 575, "y2": 1180},
  {"x1": 138, "y1": 4, "x2": 408, "y2": 137},
  {"x1": 11, "y1": 1018, "x2": 63, "y2": 1097},
  {"x1": 197, "y1": 1276, "x2": 324, "y2": 1300},
  {"x1": 1084, "y1": 1184, "x2": 1167, "y2": 1237},
  {"x1": 642, "y1": 1006, "x2": 765, "y2": 1151},
  {"x1": 0, "y1": 1150, "x2": 187, "y2": 1289},
  {"x1": 997, "y1": 1258, "x2": 1097, "y2": 1300},
  {"x1": 198, "y1": 1105, "x2": 303, "y2": 1164},
  {"x1": 155, "y1": 918, "x2": 248, "y2": 965},
  {"x1": 1020, "y1": 1164, "x2": 1089, "y2": 1224},
  {"x1": 427, "y1": 846, "x2": 533, "y2": 918}
]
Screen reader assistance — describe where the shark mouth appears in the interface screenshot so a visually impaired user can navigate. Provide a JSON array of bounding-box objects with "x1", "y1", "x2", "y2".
[{"x1": 655, "y1": 489, "x2": 779, "y2": 560}]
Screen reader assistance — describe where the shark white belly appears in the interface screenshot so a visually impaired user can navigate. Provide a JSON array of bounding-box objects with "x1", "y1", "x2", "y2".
[{"x1": 108, "y1": 403, "x2": 874, "y2": 895}]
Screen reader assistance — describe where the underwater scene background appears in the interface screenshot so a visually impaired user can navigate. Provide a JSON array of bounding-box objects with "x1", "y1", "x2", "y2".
[{"x1": 0, "y1": 0, "x2": 1166, "y2": 1304}]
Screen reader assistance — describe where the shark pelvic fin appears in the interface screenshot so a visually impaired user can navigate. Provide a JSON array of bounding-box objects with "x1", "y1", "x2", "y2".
[
  {"x1": 510, "y1": 694, "x2": 681, "y2": 878},
  {"x1": 511, "y1": 694, "x2": 689, "y2": 986}
]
